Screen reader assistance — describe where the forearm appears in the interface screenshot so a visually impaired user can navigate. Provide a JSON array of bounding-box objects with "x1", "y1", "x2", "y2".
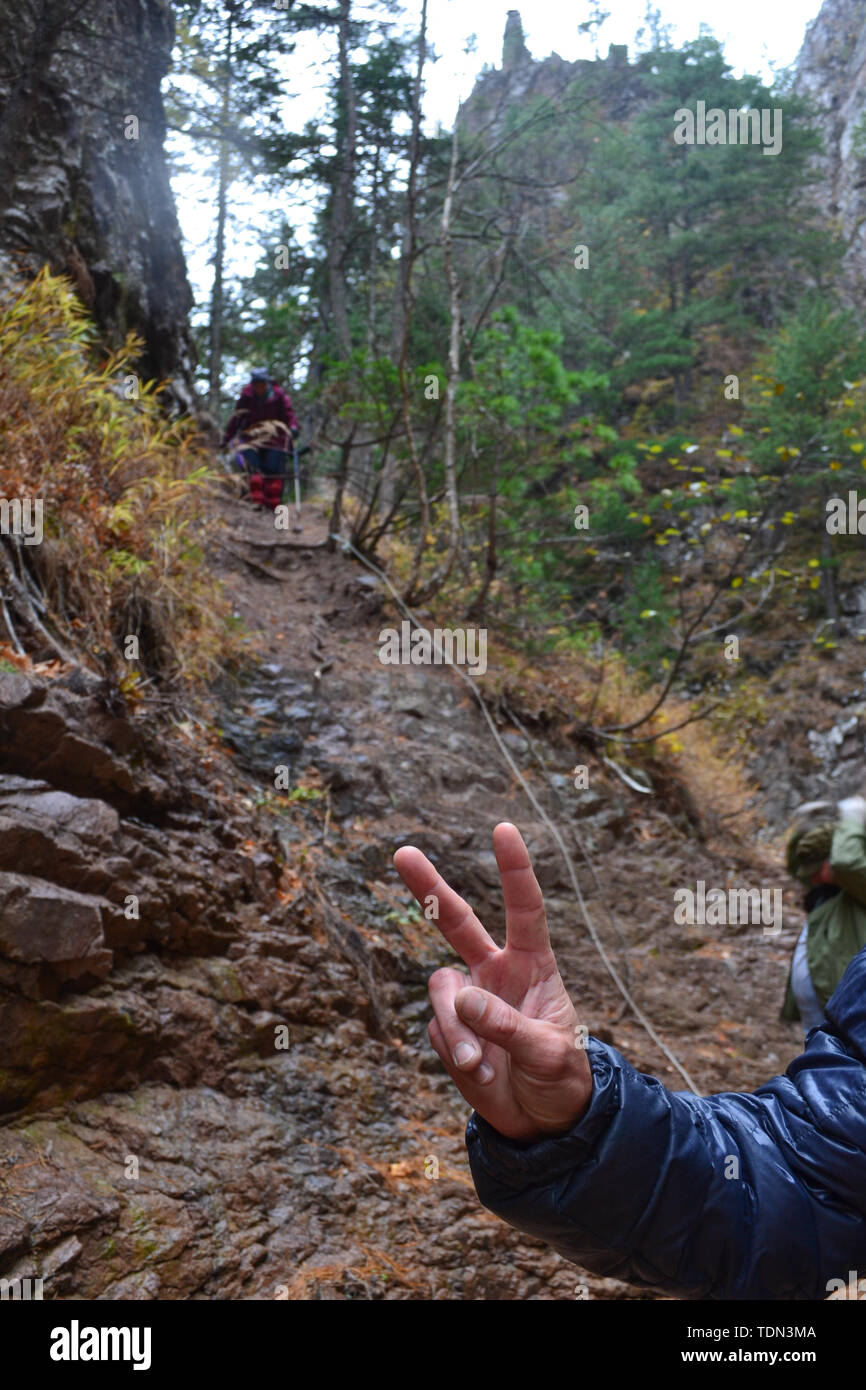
[{"x1": 466, "y1": 1027, "x2": 866, "y2": 1300}]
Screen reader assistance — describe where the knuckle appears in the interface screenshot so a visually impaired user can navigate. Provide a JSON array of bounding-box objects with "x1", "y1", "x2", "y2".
[
  {"x1": 428, "y1": 967, "x2": 455, "y2": 996},
  {"x1": 495, "y1": 1004, "x2": 520, "y2": 1040},
  {"x1": 450, "y1": 904, "x2": 476, "y2": 937}
]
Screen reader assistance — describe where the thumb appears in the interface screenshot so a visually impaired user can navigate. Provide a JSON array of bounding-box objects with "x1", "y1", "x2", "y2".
[{"x1": 455, "y1": 987, "x2": 549, "y2": 1065}]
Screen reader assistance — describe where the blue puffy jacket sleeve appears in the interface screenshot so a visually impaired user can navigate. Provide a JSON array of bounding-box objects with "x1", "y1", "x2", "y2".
[{"x1": 466, "y1": 946, "x2": 866, "y2": 1300}]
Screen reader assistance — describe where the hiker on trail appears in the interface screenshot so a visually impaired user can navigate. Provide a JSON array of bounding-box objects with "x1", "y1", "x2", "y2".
[
  {"x1": 782, "y1": 795, "x2": 866, "y2": 1036},
  {"x1": 393, "y1": 822, "x2": 866, "y2": 1300},
  {"x1": 221, "y1": 367, "x2": 300, "y2": 511}
]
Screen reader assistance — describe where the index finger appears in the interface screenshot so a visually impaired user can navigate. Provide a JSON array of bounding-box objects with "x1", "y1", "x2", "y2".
[
  {"x1": 492, "y1": 822, "x2": 553, "y2": 954},
  {"x1": 393, "y1": 846, "x2": 499, "y2": 968}
]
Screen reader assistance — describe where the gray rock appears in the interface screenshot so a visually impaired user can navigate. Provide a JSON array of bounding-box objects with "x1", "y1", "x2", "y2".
[
  {"x1": 0, "y1": 0, "x2": 196, "y2": 404},
  {"x1": 795, "y1": 0, "x2": 866, "y2": 290},
  {"x1": 0, "y1": 871, "x2": 109, "y2": 969}
]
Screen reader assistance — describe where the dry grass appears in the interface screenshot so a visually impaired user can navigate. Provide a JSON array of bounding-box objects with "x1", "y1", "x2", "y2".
[{"x1": 0, "y1": 268, "x2": 240, "y2": 689}]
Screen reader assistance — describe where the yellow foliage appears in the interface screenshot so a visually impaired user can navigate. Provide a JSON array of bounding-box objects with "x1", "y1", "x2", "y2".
[{"x1": 0, "y1": 268, "x2": 237, "y2": 687}]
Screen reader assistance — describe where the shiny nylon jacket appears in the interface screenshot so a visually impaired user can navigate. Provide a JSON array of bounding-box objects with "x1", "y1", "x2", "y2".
[{"x1": 466, "y1": 944, "x2": 866, "y2": 1299}]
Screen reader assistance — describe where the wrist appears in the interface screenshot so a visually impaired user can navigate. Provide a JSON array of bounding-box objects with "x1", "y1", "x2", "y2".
[
  {"x1": 522, "y1": 1095, "x2": 592, "y2": 1141},
  {"x1": 508, "y1": 1050, "x2": 594, "y2": 1142}
]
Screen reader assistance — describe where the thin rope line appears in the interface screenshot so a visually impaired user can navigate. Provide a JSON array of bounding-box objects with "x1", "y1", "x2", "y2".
[{"x1": 332, "y1": 534, "x2": 700, "y2": 1094}]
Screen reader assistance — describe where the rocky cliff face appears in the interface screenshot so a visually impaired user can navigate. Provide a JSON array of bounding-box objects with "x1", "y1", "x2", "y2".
[
  {"x1": 795, "y1": 0, "x2": 866, "y2": 291},
  {"x1": 0, "y1": 0, "x2": 196, "y2": 406},
  {"x1": 459, "y1": 12, "x2": 642, "y2": 142},
  {"x1": 466, "y1": 4, "x2": 866, "y2": 295}
]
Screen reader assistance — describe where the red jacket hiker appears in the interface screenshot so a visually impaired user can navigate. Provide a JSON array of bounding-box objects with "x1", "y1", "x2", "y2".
[{"x1": 222, "y1": 379, "x2": 300, "y2": 453}]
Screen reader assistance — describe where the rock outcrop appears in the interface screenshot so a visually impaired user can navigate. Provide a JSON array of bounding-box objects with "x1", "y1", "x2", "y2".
[
  {"x1": 502, "y1": 10, "x2": 532, "y2": 71},
  {"x1": 459, "y1": 13, "x2": 643, "y2": 144},
  {"x1": 795, "y1": 0, "x2": 866, "y2": 292},
  {"x1": 0, "y1": 0, "x2": 196, "y2": 405}
]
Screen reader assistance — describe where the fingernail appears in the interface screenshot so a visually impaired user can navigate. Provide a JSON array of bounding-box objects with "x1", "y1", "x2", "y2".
[
  {"x1": 477, "y1": 1062, "x2": 495, "y2": 1084},
  {"x1": 459, "y1": 990, "x2": 485, "y2": 1022},
  {"x1": 453, "y1": 1042, "x2": 478, "y2": 1067}
]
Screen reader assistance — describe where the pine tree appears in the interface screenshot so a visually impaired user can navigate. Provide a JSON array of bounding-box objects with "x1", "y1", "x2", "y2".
[
  {"x1": 167, "y1": 0, "x2": 299, "y2": 413},
  {"x1": 562, "y1": 37, "x2": 837, "y2": 413}
]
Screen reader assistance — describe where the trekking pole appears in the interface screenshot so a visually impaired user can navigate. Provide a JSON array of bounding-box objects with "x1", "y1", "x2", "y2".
[{"x1": 292, "y1": 437, "x2": 302, "y2": 532}]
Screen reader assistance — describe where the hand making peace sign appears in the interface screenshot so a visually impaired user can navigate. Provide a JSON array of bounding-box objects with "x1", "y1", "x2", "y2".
[{"x1": 394, "y1": 822, "x2": 592, "y2": 1142}]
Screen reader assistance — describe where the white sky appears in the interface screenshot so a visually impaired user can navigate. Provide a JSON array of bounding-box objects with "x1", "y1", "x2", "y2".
[
  {"x1": 422, "y1": 0, "x2": 821, "y2": 119},
  {"x1": 172, "y1": 0, "x2": 823, "y2": 388}
]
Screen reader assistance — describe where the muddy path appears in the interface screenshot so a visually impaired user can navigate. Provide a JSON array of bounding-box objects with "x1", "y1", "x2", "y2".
[{"x1": 0, "y1": 494, "x2": 810, "y2": 1300}]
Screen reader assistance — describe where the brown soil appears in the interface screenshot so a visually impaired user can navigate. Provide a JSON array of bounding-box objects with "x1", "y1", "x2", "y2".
[{"x1": 0, "y1": 491, "x2": 823, "y2": 1300}]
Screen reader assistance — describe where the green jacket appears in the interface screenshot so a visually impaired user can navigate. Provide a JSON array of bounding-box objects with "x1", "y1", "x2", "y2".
[{"x1": 782, "y1": 819, "x2": 866, "y2": 1021}]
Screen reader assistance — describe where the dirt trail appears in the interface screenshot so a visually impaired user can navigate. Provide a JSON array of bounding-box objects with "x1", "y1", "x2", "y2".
[
  {"x1": 0, "y1": 492, "x2": 808, "y2": 1300},
  {"x1": 205, "y1": 495, "x2": 807, "y2": 1292}
]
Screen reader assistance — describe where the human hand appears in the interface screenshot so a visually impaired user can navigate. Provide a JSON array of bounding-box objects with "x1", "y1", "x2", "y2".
[{"x1": 393, "y1": 822, "x2": 592, "y2": 1142}]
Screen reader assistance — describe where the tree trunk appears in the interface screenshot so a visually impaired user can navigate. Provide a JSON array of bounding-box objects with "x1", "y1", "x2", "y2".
[
  {"x1": 328, "y1": 427, "x2": 357, "y2": 552},
  {"x1": 0, "y1": 1, "x2": 89, "y2": 221},
  {"x1": 328, "y1": 0, "x2": 357, "y2": 359},
  {"x1": 465, "y1": 452, "x2": 498, "y2": 619},
  {"x1": 821, "y1": 479, "x2": 839, "y2": 628},
  {"x1": 366, "y1": 144, "x2": 381, "y2": 357},
  {"x1": 380, "y1": 0, "x2": 427, "y2": 520},
  {"x1": 207, "y1": 2, "x2": 234, "y2": 418},
  {"x1": 409, "y1": 117, "x2": 461, "y2": 601},
  {"x1": 439, "y1": 120, "x2": 463, "y2": 575}
]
